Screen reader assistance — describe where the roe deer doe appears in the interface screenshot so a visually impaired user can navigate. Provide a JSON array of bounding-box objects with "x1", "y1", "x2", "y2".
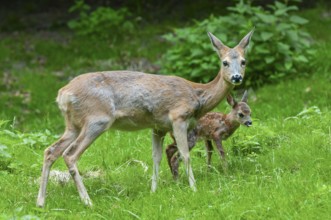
[
  {"x1": 166, "y1": 91, "x2": 252, "y2": 179},
  {"x1": 37, "y1": 30, "x2": 254, "y2": 207}
]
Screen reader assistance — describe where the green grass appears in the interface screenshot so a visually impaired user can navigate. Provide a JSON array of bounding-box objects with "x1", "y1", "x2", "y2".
[
  {"x1": 0, "y1": 106, "x2": 330, "y2": 219},
  {"x1": 1, "y1": 7, "x2": 331, "y2": 220}
]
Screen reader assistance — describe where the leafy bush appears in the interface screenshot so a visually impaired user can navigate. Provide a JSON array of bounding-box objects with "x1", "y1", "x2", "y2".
[
  {"x1": 160, "y1": 0, "x2": 314, "y2": 86},
  {"x1": 67, "y1": 0, "x2": 135, "y2": 40}
]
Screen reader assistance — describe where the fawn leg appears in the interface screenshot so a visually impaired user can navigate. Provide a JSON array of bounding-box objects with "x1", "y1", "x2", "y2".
[
  {"x1": 165, "y1": 133, "x2": 178, "y2": 178},
  {"x1": 205, "y1": 140, "x2": 213, "y2": 169},
  {"x1": 166, "y1": 143, "x2": 179, "y2": 179},
  {"x1": 169, "y1": 151, "x2": 181, "y2": 180},
  {"x1": 213, "y1": 138, "x2": 228, "y2": 171}
]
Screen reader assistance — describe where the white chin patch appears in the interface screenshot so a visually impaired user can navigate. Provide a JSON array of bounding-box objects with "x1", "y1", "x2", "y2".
[{"x1": 231, "y1": 80, "x2": 242, "y2": 85}]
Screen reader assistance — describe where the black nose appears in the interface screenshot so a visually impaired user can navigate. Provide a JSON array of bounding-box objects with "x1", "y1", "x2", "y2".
[
  {"x1": 245, "y1": 121, "x2": 252, "y2": 127},
  {"x1": 231, "y1": 75, "x2": 243, "y2": 84}
]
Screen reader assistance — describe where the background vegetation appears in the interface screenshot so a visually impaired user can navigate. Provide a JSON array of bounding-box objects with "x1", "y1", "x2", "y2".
[
  {"x1": 161, "y1": 0, "x2": 314, "y2": 86},
  {"x1": 0, "y1": 0, "x2": 330, "y2": 219}
]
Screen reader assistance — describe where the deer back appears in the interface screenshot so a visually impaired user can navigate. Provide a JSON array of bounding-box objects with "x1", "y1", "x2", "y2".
[{"x1": 57, "y1": 71, "x2": 202, "y2": 131}]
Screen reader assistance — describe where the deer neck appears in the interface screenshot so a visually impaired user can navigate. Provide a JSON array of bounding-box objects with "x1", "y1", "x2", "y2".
[
  {"x1": 225, "y1": 113, "x2": 240, "y2": 128},
  {"x1": 193, "y1": 70, "x2": 234, "y2": 116}
]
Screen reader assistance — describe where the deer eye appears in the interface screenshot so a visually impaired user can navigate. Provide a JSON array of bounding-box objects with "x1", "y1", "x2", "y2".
[
  {"x1": 241, "y1": 60, "x2": 246, "y2": 66},
  {"x1": 223, "y1": 61, "x2": 229, "y2": 67},
  {"x1": 239, "y1": 113, "x2": 244, "y2": 118}
]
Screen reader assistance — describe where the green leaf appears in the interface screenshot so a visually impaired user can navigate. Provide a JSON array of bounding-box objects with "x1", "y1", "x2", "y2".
[
  {"x1": 256, "y1": 13, "x2": 277, "y2": 23},
  {"x1": 275, "y1": 1, "x2": 286, "y2": 9},
  {"x1": 191, "y1": 48, "x2": 203, "y2": 57},
  {"x1": 275, "y1": 7, "x2": 289, "y2": 16},
  {"x1": 191, "y1": 69, "x2": 201, "y2": 77},
  {"x1": 260, "y1": 32, "x2": 274, "y2": 41},
  {"x1": 294, "y1": 55, "x2": 309, "y2": 63},
  {"x1": 290, "y1": 15, "x2": 308, "y2": 25},
  {"x1": 265, "y1": 57, "x2": 275, "y2": 64},
  {"x1": 255, "y1": 45, "x2": 269, "y2": 54},
  {"x1": 276, "y1": 23, "x2": 292, "y2": 32},
  {"x1": 277, "y1": 42, "x2": 290, "y2": 51},
  {"x1": 287, "y1": 30, "x2": 299, "y2": 42},
  {"x1": 286, "y1": 6, "x2": 299, "y2": 11},
  {"x1": 285, "y1": 60, "x2": 293, "y2": 70}
]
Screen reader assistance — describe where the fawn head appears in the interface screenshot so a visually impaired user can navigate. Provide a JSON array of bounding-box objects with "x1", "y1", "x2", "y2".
[
  {"x1": 208, "y1": 30, "x2": 254, "y2": 86},
  {"x1": 227, "y1": 90, "x2": 252, "y2": 127}
]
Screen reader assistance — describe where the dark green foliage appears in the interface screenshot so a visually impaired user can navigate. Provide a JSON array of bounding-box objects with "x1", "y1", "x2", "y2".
[
  {"x1": 67, "y1": 0, "x2": 135, "y2": 40},
  {"x1": 161, "y1": 0, "x2": 315, "y2": 86}
]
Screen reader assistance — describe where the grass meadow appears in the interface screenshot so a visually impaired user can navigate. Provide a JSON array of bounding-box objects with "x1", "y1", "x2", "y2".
[{"x1": 0, "y1": 8, "x2": 330, "y2": 220}]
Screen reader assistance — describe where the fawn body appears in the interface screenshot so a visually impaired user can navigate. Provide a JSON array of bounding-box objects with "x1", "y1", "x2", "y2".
[
  {"x1": 37, "y1": 30, "x2": 253, "y2": 207},
  {"x1": 166, "y1": 91, "x2": 252, "y2": 179}
]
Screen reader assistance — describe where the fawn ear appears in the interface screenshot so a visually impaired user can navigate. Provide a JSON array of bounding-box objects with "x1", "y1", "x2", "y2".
[
  {"x1": 227, "y1": 94, "x2": 237, "y2": 107},
  {"x1": 237, "y1": 28, "x2": 254, "y2": 51},
  {"x1": 241, "y1": 90, "x2": 249, "y2": 103},
  {"x1": 207, "y1": 32, "x2": 229, "y2": 55}
]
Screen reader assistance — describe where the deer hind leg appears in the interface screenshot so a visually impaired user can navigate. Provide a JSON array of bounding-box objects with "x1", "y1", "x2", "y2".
[
  {"x1": 36, "y1": 125, "x2": 79, "y2": 207},
  {"x1": 172, "y1": 119, "x2": 196, "y2": 191},
  {"x1": 151, "y1": 129, "x2": 165, "y2": 192},
  {"x1": 62, "y1": 116, "x2": 113, "y2": 206},
  {"x1": 37, "y1": 129, "x2": 78, "y2": 207}
]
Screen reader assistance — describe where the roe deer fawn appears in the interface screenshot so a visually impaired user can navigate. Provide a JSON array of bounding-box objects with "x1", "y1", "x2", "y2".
[
  {"x1": 166, "y1": 91, "x2": 252, "y2": 179},
  {"x1": 37, "y1": 30, "x2": 254, "y2": 207}
]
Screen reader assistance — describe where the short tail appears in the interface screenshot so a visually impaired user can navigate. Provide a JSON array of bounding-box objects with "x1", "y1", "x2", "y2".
[{"x1": 56, "y1": 89, "x2": 77, "y2": 113}]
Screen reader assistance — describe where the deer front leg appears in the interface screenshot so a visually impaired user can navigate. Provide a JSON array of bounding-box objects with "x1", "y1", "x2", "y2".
[
  {"x1": 172, "y1": 119, "x2": 196, "y2": 191},
  {"x1": 166, "y1": 130, "x2": 198, "y2": 180},
  {"x1": 213, "y1": 138, "x2": 225, "y2": 159},
  {"x1": 169, "y1": 133, "x2": 198, "y2": 180},
  {"x1": 151, "y1": 129, "x2": 165, "y2": 192}
]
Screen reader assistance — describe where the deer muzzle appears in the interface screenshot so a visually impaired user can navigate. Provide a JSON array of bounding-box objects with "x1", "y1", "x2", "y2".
[
  {"x1": 244, "y1": 121, "x2": 252, "y2": 127},
  {"x1": 231, "y1": 74, "x2": 243, "y2": 85}
]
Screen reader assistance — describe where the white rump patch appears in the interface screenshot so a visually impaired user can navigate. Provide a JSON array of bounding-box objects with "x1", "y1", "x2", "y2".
[{"x1": 56, "y1": 92, "x2": 77, "y2": 112}]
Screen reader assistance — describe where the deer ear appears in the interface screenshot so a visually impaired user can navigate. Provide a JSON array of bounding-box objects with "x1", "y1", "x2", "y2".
[
  {"x1": 241, "y1": 90, "x2": 249, "y2": 103},
  {"x1": 227, "y1": 94, "x2": 237, "y2": 107},
  {"x1": 207, "y1": 32, "x2": 228, "y2": 54},
  {"x1": 237, "y1": 28, "x2": 254, "y2": 51}
]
